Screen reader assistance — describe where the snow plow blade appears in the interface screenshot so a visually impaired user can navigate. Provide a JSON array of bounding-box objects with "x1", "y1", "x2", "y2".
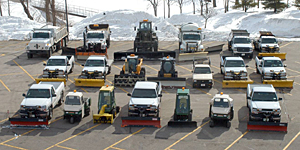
[
  {"x1": 62, "y1": 47, "x2": 76, "y2": 55},
  {"x1": 247, "y1": 121, "x2": 288, "y2": 132},
  {"x1": 62, "y1": 47, "x2": 107, "y2": 60},
  {"x1": 121, "y1": 117, "x2": 161, "y2": 128},
  {"x1": 93, "y1": 113, "x2": 114, "y2": 124},
  {"x1": 168, "y1": 120, "x2": 197, "y2": 127},
  {"x1": 263, "y1": 80, "x2": 294, "y2": 88},
  {"x1": 147, "y1": 77, "x2": 186, "y2": 88},
  {"x1": 177, "y1": 52, "x2": 208, "y2": 61},
  {"x1": 114, "y1": 74, "x2": 145, "y2": 87},
  {"x1": 74, "y1": 78, "x2": 105, "y2": 87},
  {"x1": 35, "y1": 78, "x2": 66, "y2": 85},
  {"x1": 205, "y1": 44, "x2": 224, "y2": 53},
  {"x1": 258, "y1": 52, "x2": 286, "y2": 60},
  {"x1": 9, "y1": 118, "x2": 49, "y2": 129},
  {"x1": 114, "y1": 51, "x2": 176, "y2": 61},
  {"x1": 222, "y1": 80, "x2": 254, "y2": 88}
]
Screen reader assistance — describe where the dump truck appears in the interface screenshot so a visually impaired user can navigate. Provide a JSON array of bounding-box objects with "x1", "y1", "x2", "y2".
[
  {"x1": 35, "y1": 55, "x2": 74, "y2": 84},
  {"x1": 26, "y1": 25, "x2": 68, "y2": 58},
  {"x1": 62, "y1": 24, "x2": 110, "y2": 60},
  {"x1": 93, "y1": 85, "x2": 120, "y2": 124},
  {"x1": 247, "y1": 84, "x2": 288, "y2": 132},
  {"x1": 147, "y1": 56, "x2": 186, "y2": 88},
  {"x1": 209, "y1": 92, "x2": 234, "y2": 128},
  {"x1": 168, "y1": 87, "x2": 197, "y2": 127},
  {"x1": 122, "y1": 81, "x2": 162, "y2": 128},
  {"x1": 228, "y1": 29, "x2": 253, "y2": 59},
  {"x1": 114, "y1": 54, "x2": 146, "y2": 87},
  {"x1": 75, "y1": 55, "x2": 112, "y2": 87},
  {"x1": 9, "y1": 81, "x2": 65, "y2": 128},
  {"x1": 192, "y1": 57, "x2": 213, "y2": 88},
  {"x1": 220, "y1": 52, "x2": 253, "y2": 88},
  {"x1": 63, "y1": 90, "x2": 91, "y2": 124},
  {"x1": 254, "y1": 31, "x2": 286, "y2": 59},
  {"x1": 255, "y1": 56, "x2": 293, "y2": 88}
]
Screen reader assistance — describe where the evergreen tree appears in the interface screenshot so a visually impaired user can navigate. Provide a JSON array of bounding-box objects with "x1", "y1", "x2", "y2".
[
  {"x1": 232, "y1": 0, "x2": 257, "y2": 12},
  {"x1": 262, "y1": 0, "x2": 287, "y2": 13}
]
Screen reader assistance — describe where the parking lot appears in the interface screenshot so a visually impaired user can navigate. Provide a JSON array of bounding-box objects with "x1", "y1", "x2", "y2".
[{"x1": 0, "y1": 40, "x2": 299, "y2": 150}]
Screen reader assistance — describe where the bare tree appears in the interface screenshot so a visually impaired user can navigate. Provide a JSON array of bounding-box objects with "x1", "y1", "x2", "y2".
[
  {"x1": 0, "y1": 0, "x2": 2, "y2": 16},
  {"x1": 51, "y1": 0, "x2": 56, "y2": 26},
  {"x1": 199, "y1": 0, "x2": 204, "y2": 15},
  {"x1": 177, "y1": 0, "x2": 184, "y2": 14},
  {"x1": 146, "y1": 0, "x2": 159, "y2": 17},
  {"x1": 166, "y1": 0, "x2": 175, "y2": 18},
  {"x1": 224, "y1": 0, "x2": 229, "y2": 13},
  {"x1": 213, "y1": 0, "x2": 217, "y2": 7},
  {"x1": 191, "y1": 0, "x2": 196, "y2": 14},
  {"x1": 45, "y1": 0, "x2": 51, "y2": 23},
  {"x1": 201, "y1": 7, "x2": 217, "y2": 28},
  {"x1": 20, "y1": 0, "x2": 33, "y2": 20}
]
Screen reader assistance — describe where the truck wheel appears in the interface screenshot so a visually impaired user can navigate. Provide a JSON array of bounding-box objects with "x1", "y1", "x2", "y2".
[
  {"x1": 249, "y1": 54, "x2": 253, "y2": 59},
  {"x1": 27, "y1": 53, "x2": 33, "y2": 59},
  {"x1": 112, "y1": 109, "x2": 116, "y2": 118},
  {"x1": 209, "y1": 119, "x2": 214, "y2": 127},
  {"x1": 261, "y1": 74, "x2": 264, "y2": 82},
  {"x1": 48, "y1": 107, "x2": 53, "y2": 120},
  {"x1": 69, "y1": 116, "x2": 75, "y2": 124},
  {"x1": 226, "y1": 121, "x2": 231, "y2": 128},
  {"x1": 230, "y1": 107, "x2": 234, "y2": 120},
  {"x1": 256, "y1": 65, "x2": 259, "y2": 74},
  {"x1": 188, "y1": 113, "x2": 192, "y2": 121},
  {"x1": 116, "y1": 106, "x2": 120, "y2": 114},
  {"x1": 209, "y1": 106, "x2": 212, "y2": 117},
  {"x1": 58, "y1": 91, "x2": 64, "y2": 106},
  {"x1": 140, "y1": 68, "x2": 145, "y2": 76},
  {"x1": 47, "y1": 50, "x2": 51, "y2": 58},
  {"x1": 70, "y1": 63, "x2": 74, "y2": 73}
]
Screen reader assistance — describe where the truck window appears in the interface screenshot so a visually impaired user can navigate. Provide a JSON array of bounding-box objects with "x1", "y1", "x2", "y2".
[
  {"x1": 183, "y1": 34, "x2": 201, "y2": 40},
  {"x1": 225, "y1": 60, "x2": 245, "y2": 67},
  {"x1": 263, "y1": 60, "x2": 283, "y2": 67},
  {"x1": 132, "y1": 89, "x2": 157, "y2": 98},
  {"x1": 252, "y1": 92, "x2": 278, "y2": 101},
  {"x1": 261, "y1": 38, "x2": 277, "y2": 44},
  {"x1": 140, "y1": 22, "x2": 151, "y2": 30},
  {"x1": 177, "y1": 95, "x2": 188, "y2": 109},
  {"x1": 213, "y1": 98, "x2": 229, "y2": 107},
  {"x1": 163, "y1": 61, "x2": 172, "y2": 73},
  {"x1": 65, "y1": 96, "x2": 81, "y2": 105},
  {"x1": 85, "y1": 60, "x2": 104, "y2": 67},
  {"x1": 47, "y1": 59, "x2": 66, "y2": 66},
  {"x1": 87, "y1": 33, "x2": 104, "y2": 39},
  {"x1": 233, "y1": 38, "x2": 251, "y2": 44},
  {"x1": 99, "y1": 91, "x2": 111, "y2": 107},
  {"x1": 26, "y1": 89, "x2": 50, "y2": 98},
  {"x1": 33, "y1": 33, "x2": 50, "y2": 38},
  {"x1": 194, "y1": 67, "x2": 211, "y2": 74}
]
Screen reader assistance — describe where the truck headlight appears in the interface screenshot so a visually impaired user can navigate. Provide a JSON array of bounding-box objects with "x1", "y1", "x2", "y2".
[
  {"x1": 37, "y1": 105, "x2": 47, "y2": 111},
  {"x1": 273, "y1": 109, "x2": 281, "y2": 115},
  {"x1": 45, "y1": 46, "x2": 49, "y2": 50},
  {"x1": 58, "y1": 70, "x2": 65, "y2": 75},
  {"x1": 241, "y1": 73, "x2": 247, "y2": 76},
  {"x1": 20, "y1": 105, "x2": 26, "y2": 110},
  {"x1": 233, "y1": 47, "x2": 237, "y2": 51},
  {"x1": 209, "y1": 80, "x2": 212, "y2": 82},
  {"x1": 252, "y1": 108, "x2": 260, "y2": 114},
  {"x1": 43, "y1": 70, "x2": 49, "y2": 74},
  {"x1": 213, "y1": 114, "x2": 217, "y2": 116},
  {"x1": 26, "y1": 46, "x2": 30, "y2": 50},
  {"x1": 225, "y1": 72, "x2": 230, "y2": 76},
  {"x1": 194, "y1": 80, "x2": 197, "y2": 82}
]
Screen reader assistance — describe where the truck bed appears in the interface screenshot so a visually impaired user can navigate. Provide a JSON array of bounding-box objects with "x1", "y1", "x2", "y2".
[{"x1": 39, "y1": 81, "x2": 64, "y2": 90}]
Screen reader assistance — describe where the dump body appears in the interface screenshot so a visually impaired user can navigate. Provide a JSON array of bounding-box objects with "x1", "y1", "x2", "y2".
[
  {"x1": 228, "y1": 29, "x2": 253, "y2": 58},
  {"x1": 178, "y1": 23, "x2": 204, "y2": 53},
  {"x1": 86, "y1": 24, "x2": 111, "y2": 52}
]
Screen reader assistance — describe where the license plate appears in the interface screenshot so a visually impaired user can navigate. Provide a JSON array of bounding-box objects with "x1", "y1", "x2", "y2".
[
  {"x1": 218, "y1": 115, "x2": 223, "y2": 117},
  {"x1": 263, "y1": 118, "x2": 269, "y2": 122},
  {"x1": 201, "y1": 84, "x2": 205, "y2": 86},
  {"x1": 241, "y1": 53, "x2": 245, "y2": 56}
]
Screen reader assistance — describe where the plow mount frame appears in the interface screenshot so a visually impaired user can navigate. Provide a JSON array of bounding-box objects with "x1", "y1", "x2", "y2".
[
  {"x1": 114, "y1": 51, "x2": 176, "y2": 61},
  {"x1": 167, "y1": 120, "x2": 197, "y2": 127},
  {"x1": 222, "y1": 80, "x2": 254, "y2": 88},
  {"x1": 263, "y1": 80, "x2": 294, "y2": 88},
  {"x1": 247, "y1": 121, "x2": 288, "y2": 132},
  {"x1": 35, "y1": 78, "x2": 66, "y2": 85},
  {"x1": 177, "y1": 52, "x2": 208, "y2": 62},
  {"x1": 121, "y1": 117, "x2": 161, "y2": 128},
  {"x1": 147, "y1": 77, "x2": 186, "y2": 88},
  {"x1": 9, "y1": 118, "x2": 49, "y2": 129},
  {"x1": 74, "y1": 78, "x2": 105, "y2": 87},
  {"x1": 258, "y1": 52, "x2": 286, "y2": 60}
]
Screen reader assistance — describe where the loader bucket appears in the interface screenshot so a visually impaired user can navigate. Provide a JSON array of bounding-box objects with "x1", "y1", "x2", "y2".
[
  {"x1": 121, "y1": 117, "x2": 161, "y2": 128},
  {"x1": 222, "y1": 80, "x2": 254, "y2": 88},
  {"x1": 93, "y1": 113, "x2": 114, "y2": 124},
  {"x1": 9, "y1": 118, "x2": 49, "y2": 129},
  {"x1": 74, "y1": 78, "x2": 105, "y2": 87},
  {"x1": 147, "y1": 77, "x2": 186, "y2": 88},
  {"x1": 258, "y1": 53, "x2": 286, "y2": 60},
  {"x1": 114, "y1": 51, "x2": 176, "y2": 61},
  {"x1": 263, "y1": 80, "x2": 294, "y2": 88},
  {"x1": 205, "y1": 44, "x2": 224, "y2": 53},
  {"x1": 168, "y1": 120, "x2": 197, "y2": 127},
  {"x1": 177, "y1": 52, "x2": 208, "y2": 62},
  {"x1": 247, "y1": 121, "x2": 288, "y2": 132},
  {"x1": 35, "y1": 78, "x2": 66, "y2": 85}
]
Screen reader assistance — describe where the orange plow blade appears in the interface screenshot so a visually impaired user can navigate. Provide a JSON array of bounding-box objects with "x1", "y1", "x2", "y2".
[
  {"x1": 121, "y1": 117, "x2": 161, "y2": 128},
  {"x1": 247, "y1": 121, "x2": 287, "y2": 132}
]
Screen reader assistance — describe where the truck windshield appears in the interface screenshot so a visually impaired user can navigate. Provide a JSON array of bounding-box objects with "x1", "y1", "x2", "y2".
[
  {"x1": 163, "y1": 61, "x2": 172, "y2": 73},
  {"x1": 234, "y1": 38, "x2": 251, "y2": 44},
  {"x1": 263, "y1": 60, "x2": 283, "y2": 67},
  {"x1": 194, "y1": 67, "x2": 211, "y2": 74},
  {"x1": 33, "y1": 33, "x2": 49, "y2": 38},
  {"x1": 26, "y1": 89, "x2": 50, "y2": 98},
  {"x1": 132, "y1": 89, "x2": 157, "y2": 98},
  {"x1": 177, "y1": 95, "x2": 189, "y2": 112},
  {"x1": 183, "y1": 34, "x2": 201, "y2": 40},
  {"x1": 47, "y1": 59, "x2": 66, "y2": 66},
  {"x1": 140, "y1": 22, "x2": 151, "y2": 30},
  {"x1": 213, "y1": 98, "x2": 229, "y2": 107},
  {"x1": 225, "y1": 60, "x2": 245, "y2": 67},
  {"x1": 65, "y1": 96, "x2": 81, "y2": 105},
  {"x1": 87, "y1": 33, "x2": 104, "y2": 39},
  {"x1": 99, "y1": 91, "x2": 111, "y2": 107},
  {"x1": 262, "y1": 38, "x2": 277, "y2": 44},
  {"x1": 85, "y1": 60, "x2": 104, "y2": 67},
  {"x1": 252, "y1": 92, "x2": 278, "y2": 101}
]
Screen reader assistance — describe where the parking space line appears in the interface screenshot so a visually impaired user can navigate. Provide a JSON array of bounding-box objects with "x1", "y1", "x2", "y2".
[
  {"x1": 286, "y1": 68, "x2": 300, "y2": 74},
  {"x1": 1, "y1": 143, "x2": 27, "y2": 150},
  {"x1": 110, "y1": 146, "x2": 125, "y2": 150},
  {"x1": 0, "y1": 79, "x2": 10, "y2": 92},
  {"x1": 55, "y1": 145, "x2": 76, "y2": 150},
  {"x1": 164, "y1": 121, "x2": 209, "y2": 150},
  {"x1": 281, "y1": 42, "x2": 293, "y2": 48},
  {"x1": 295, "y1": 61, "x2": 300, "y2": 65},
  {"x1": 144, "y1": 64, "x2": 159, "y2": 72},
  {"x1": 0, "y1": 114, "x2": 18, "y2": 123},
  {"x1": 44, "y1": 124, "x2": 101, "y2": 150},
  {"x1": 224, "y1": 131, "x2": 249, "y2": 150},
  {"x1": 0, "y1": 72, "x2": 24, "y2": 77},
  {"x1": 75, "y1": 62, "x2": 83, "y2": 68},
  {"x1": 176, "y1": 64, "x2": 192, "y2": 72},
  {"x1": 13, "y1": 60, "x2": 35, "y2": 81},
  {"x1": 104, "y1": 128, "x2": 145, "y2": 150},
  {"x1": 186, "y1": 83, "x2": 212, "y2": 96},
  {"x1": 294, "y1": 82, "x2": 300, "y2": 85},
  {"x1": 283, "y1": 131, "x2": 300, "y2": 150},
  {"x1": 67, "y1": 79, "x2": 88, "y2": 93},
  {"x1": 113, "y1": 65, "x2": 122, "y2": 70}
]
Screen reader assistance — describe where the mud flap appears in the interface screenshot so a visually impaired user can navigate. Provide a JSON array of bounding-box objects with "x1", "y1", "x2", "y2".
[
  {"x1": 93, "y1": 113, "x2": 114, "y2": 124},
  {"x1": 222, "y1": 80, "x2": 254, "y2": 88},
  {"x1": 258, "y1": 53, "x2": 286, "y2": 60},
  {"x1": 147, "y1": 77, "x2": 186, "y2": 88},
  {"x1": 114, "y1": 51, "x2": 176, "y2": 61},
  {"x1": 263, "y1": 80, "x2": 294, "y2": 88},
  {"x1": 177, "y1": 52, "x2": 208, "y2": 61},
  {"x1": 35, "y1": 78, "x2": 66, "y2": 85},
  {"x1": 74, "y1": 78, "x2": 105, "y2": 87},
  {"x1": 168, "y1": 120, "x2": 197, "y2": 127},
  {"x1": 9, "y1": 118, "x2": 49, "y2": 129},
  {"x1": 247, "y1": 121, "x2": 288, "y2": 132},
  {"x1": 121, "y1": 117, "x2": 161, "y2": 128}
]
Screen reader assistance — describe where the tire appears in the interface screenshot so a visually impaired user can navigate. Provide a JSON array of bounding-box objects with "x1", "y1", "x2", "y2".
[
  {"x1": 85, "y1": 108, "x2": 90, "y2": 116},
  {"x1": 256, "y1": 65, "x2": 259, "y2": 74},
  {"x1": 226, "y1": 121, "x2": 231, "y2": 128},
  {"x1": 188, "y1": 113, "x2": 192, "y2": 121},
  {"x1": 112, "y1": 109, "x2": 116, "y2": 118},
  {"x1": 230, "y1": 107, "x2": 234, "y2": 120},
  {"x1": 70, "y1": 63, "x2": 74, "y2": 73},
  {"x1": 48, "y1": 107, "x2": 53, "y2": 120},
  {"x1": 58, "y1": 91, "x2": 64, "y2": 106},
  {"x1": 140, "y1": 68, "x2": 146, "y2": 76},
  {"x1": 209, "y1": 119, "x2": 214, "y2": 127},
  {"x1": 120, "y1": 70, "x2": 124, "y2": 75},
  {"x1": 261, "y1": 74, "x2": 264, "y2": 83},
  {"x1": 249, "y1": 54, "x2": 253, "y2": 59},
  {"x1": 249, "y1": 109, "x2": 253, "y2": 121},
  {"x1": 116, "y1": 106, "x2": 120, "y2": 114},
  {"x1": 47, "y1": 49, "x2": 51, "y2": 58},
  {"x1": 27, "y1": 53, "x2": 33, "y2": 59},
  {"x1": 69, "y1": 116, "x2": 75, "y2": 124}
]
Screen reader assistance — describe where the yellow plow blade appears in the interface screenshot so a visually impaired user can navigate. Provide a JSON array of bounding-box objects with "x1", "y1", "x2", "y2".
[
  {"x1": 93, "y1": 113, "x2": 114, "y2": 124},
  {"x1": 258, "y1": 53, "x2": 286, "y2": 60},
  {"x1": 263, "y1": 80, "x2": 294, "y2": 88},
  {"x1": 222, "y1": 80, "x2": 254, "y2": 88},
  {"x1": 177, "y1": 52, "x2": 208, "y2": 61},
  {"x1": 35, "y1": 78, "x2": 66, "y2": 85},
  {"x1": 74, "y1": 78, "x2": 105, "y2": 87}
]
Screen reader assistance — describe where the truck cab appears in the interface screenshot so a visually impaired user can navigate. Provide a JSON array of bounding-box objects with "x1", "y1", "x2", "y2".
[
  {"x1": 255, "y1": 56, "x2": 287, "y2": 80},
  {"x1": 80, "y1": 55, "x2": 111, "y2": 79},
  {"x1": 220, "y1": 56, "x2": 248, "y2": 80},
  {"x1": 85, "y1": 24, "x2": 111, "y2": 53},
  {"x1": 254, "y1": 31, "x2": 280, "y2": 52},
  {"x1": 192, "y1": 57, "x2": 213, "y2": 88},
  {"x1": 43, "y1": 56, "x2": 74, "y2": 79},
  {"x1": 228, "y1": 30, "x2": 253, "y2": 59},
  {"x1": 178, "y1": 23, "x2": 204, "y2": 53}
]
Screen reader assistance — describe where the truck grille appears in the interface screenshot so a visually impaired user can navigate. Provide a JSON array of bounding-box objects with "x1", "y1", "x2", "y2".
[
  {"x1": 197, "y1": 80, "x2": 210, "y2": 84},
  {"x1": 237, "y1": 47, "x2": 250, "y2": 52}
]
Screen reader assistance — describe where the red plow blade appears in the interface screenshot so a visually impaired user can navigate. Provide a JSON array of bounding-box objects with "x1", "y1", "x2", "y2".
[
  {"x1": 121, "y1": 117, "x2": 161, "y2": 128},
  {"x1": 9, "y1": 118, "x2": 49, "y2": 129},
  {"x1": 247, "y1": 121, "x2": 288, "y2": 132}
]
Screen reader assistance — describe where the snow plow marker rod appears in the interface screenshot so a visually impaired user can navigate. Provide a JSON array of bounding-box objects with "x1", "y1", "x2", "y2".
[
  {"x1": 247, "y1": 121, "x2": 288, "y2": 132},
  {"x1": 74, "y1": 78, "x2": 105, "y2": 87},
  {"x1": 258, "y1": 52, "x2": 286, "y2": 60},
  {"x1": 35, "y1": 78, "x2": 67, "y2": 85},
  {"x1": 222, "y1": 80, "x2": 254, "y2": 88},
  {"x1": 121, "y1": 117, "x2": 161, "y2": 128},
  {"x1": 263, "y1": 80, "x2": 294, "y2": 88},
  {"x1": 9, "y1": 118, "x2": 49, "y2": 129}
]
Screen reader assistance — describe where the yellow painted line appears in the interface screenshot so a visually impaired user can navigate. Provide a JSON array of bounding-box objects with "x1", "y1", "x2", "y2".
[
  {"x1": 211, "y1": 65, "x2": 220, "y2": 70},
  {"x1": 145, "y1": 64, "x2": 159, "y2": 72},
  {"x1": 75, "y1": 62, "x2": 84, "y2": 68},
  {"x1": 0, "y1": 129, "x2": 36, "y2": 145},
  {"x1": 283, "y1": 131, "x2": 300, "y2": 150},
  {"x1": 187, "y1": 83, "x2": 211, "y2": 96},
  {"x1": 176, "y1": 64, "x2": 192, "y2": 72},
  {"x1": 247, "y1": 67, "x2": 255, "y2": 71},
  {"x1": 104, "y1": 128, "x2": 145, "y2": 150},
  {"x1": 113, "y1": 65, "x2": 122, "y2": 70},
  {"x1": 213, "y1": 79, "x2": 222, "y2": 84},
  {"x1": 1, "y1": 54, "x2": 5, "y2": 56},
  {"x1": 162, "y1": 89, "x2": 169, "y2": 94},
  {"x1": 44, "y1": 124, "x2": 101, "y2": 150},
  {"x1": 0, "y1": 72, "x2": 24, "y2": 77},
  {"x1": 13, "y1": 60, "x2": 35, "y2": 81},
  {"x1": 281, "y1": 42, "x2": 293, "y2": 48},
  {"x1": 67, "y1": 79, "x2": 88, "y2": 93},
  {"x1": 164, "y1": 121, "x2": 209, "y2": 150},
  {"x1": 224, "y1": 131, "x2": 249, "y2": 150},
  {"x1": 160, "y1": 42, "x2": 178, "y2": 50},
  {"x1": 110, "y1": 146, "x2": 125, "y2": 150},
  {"x1": 294, "y1": 82, "x2": 300, "y2": 85},
  {"x1": 0, "y1": 79, "x2": 10, "y2": 92},
  {"x1": 286, "y1": 68, "x2": 300, "y2": 74},
  {"x1": 1, "y1": 143, "x2": 27, "y2": 150},
  {"x1": 295, "y1": 61, "x2": 300, "y2": 65},
  {"x1": 56, "y1": 145, "x2": 76, "y2": 150}
]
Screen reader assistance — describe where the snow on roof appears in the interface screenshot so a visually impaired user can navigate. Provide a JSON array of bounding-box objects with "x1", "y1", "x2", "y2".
[
  {"x1": 134, "y1": 81, "x2": 157, "y2": 89},
  {"x1": 30, "y1": 84, "x2": 52, "y2": 89},
  {"x1": 263, "y1": 57, "x2": 281, "y2": 61}
]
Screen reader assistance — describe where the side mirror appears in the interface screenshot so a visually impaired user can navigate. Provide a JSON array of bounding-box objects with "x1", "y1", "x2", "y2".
[
  {"x1": 62, "y1": 100, "x2": 64, "y2": 102},
  {"x1": 246, "y1": 65, "x2": 249, "y2": 67},
  {"x1": 81, "y1": 64, "x2": 84, "y2": 66},
  {"x1": 106, "y1": 64, "x2": 109, "y2": 67},
  {"x1": 43, "y1": 63, "x2": 46, "y2": 66},
  {"x1": 220, "y1": 65, "x2": 224, "y2": 67},
  {"x1": 191, "y1": 71, "x2": 193, "y2": 73},
  {"x1": 127, "y1": 93, "x2": 131, "y2": 96},
  {"x1": 211, "y1": 71, "x2": 214, "y2": 73},
  {"x1": 52, "y1": 94, "x2": 57, "y2": 97},
  {"x1": 134, "y1": 27, "x2": 136, "y2": 31},
  {"x1": 158, "y1": 94, "x2": 162, "y2": 97},
  {"x1": 247, "y1": 96, "x2": 250, "y2": 99},
  {"x1": 284, "y1": 64, "x2": 287, "y2": 67},
  {"x1": 279, "y1": 97, "x2": 282, "y2": 100},
  {"x1": 155, "y1": 26, "x2": 157, "y2": 30},
  {"x1": 67, "y1": 63, "x2": 70, "y2": 66},
  {"x1": 259, "y1": 64, "x2": 262, "y2": 67},
  {"x1": 22, "y1": 93, "x2": 26, "y2": 97}
]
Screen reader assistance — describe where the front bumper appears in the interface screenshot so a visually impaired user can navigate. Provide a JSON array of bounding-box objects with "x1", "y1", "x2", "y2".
[
  {"x1": 224, "y1": 73, "x2": 247, "y2": 80},
  {"x1": 27, "y1": 50, "x2": 49, "y2": 54},
  {"x1": 128, "y1": 106, "x2": 158, "y2": 116},
  {"x1": 250, "y1": 113, "x2": 281, "y2": 122},
  {"x1": 19, "y1": 109, "x2": 48, "y2": 118},
  {"x1": 193, "y1": 80, "x2": 213, "y2": 87},
  {"x1": 264, "y1": 74, "x2": 287, "y2": 80}
]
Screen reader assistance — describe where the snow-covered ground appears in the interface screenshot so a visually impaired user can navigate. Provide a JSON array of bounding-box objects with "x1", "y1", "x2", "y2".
[{"x1": 0, "y1": 1, "x2": 300, "y2": 41}]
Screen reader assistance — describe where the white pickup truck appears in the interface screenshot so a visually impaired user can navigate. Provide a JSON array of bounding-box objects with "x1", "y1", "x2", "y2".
[
  {"x1": 247, "y1": 84, "x2": 282, "y2": 122},
  {"x1": 79, "y1": 55, "x2": 112, "y2": 79},
  {"x1": 255, "y1": 56, "x2": 287, "y2": 81},
  {"x1": 19, "y1": 81, "x2": 65, "y2": 120},
  {"x1": 127, "y1": 81, "x2": 162, "y2": 117},
  {"x1": 220, "y1": 55, "x2": 248, "y2": 80},
  {"x1": 253, "y1": 31, "x2": 280, "y2": 52},
  {"x1": 192, "y1": 57, "x2": 213, "y2": 88},
  {"x1": 43, "y1": 56, "x2": 75, "y2": 79}
]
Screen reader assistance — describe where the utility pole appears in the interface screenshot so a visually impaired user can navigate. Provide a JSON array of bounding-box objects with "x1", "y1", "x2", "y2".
[
  {"x1": 65, "y1": 0, "x2": 69, "y2": 32},
  {"x1": 7, "y1": 0, "x2": 10, "y2": 16}
]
